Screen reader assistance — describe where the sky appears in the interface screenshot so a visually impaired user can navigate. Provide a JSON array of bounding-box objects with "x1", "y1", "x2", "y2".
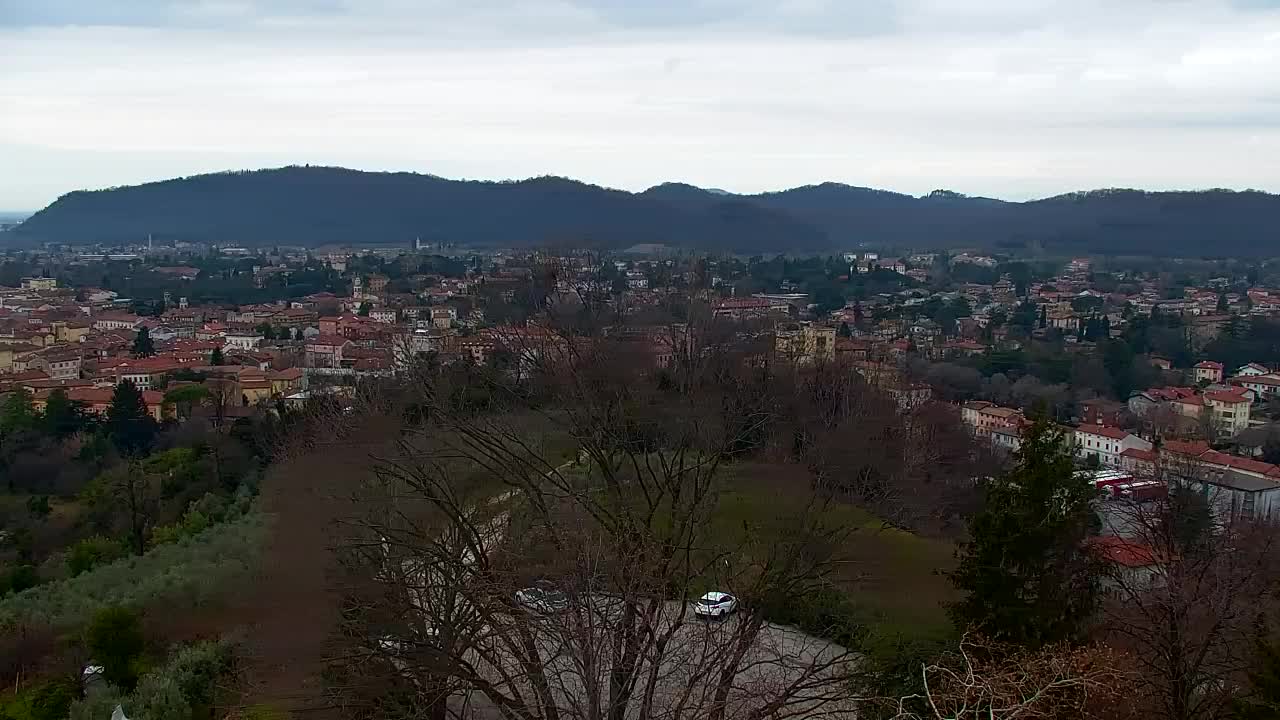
[{"x1": 2, "y1": 0, "x2": 1280, "y2": 211}]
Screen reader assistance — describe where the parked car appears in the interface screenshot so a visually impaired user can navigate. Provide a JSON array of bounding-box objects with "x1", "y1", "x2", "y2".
[
  {"x1": 693, "y1": 591, "x2": 738, "y2": 619},
  {"x1": 515, "y1": 583, "x2": 570, "y2": 614}
]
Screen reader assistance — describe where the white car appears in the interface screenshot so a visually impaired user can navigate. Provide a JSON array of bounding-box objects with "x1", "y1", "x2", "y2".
[
  {"x1": 515, "y1": 585, "x2": 570, "y2": 614},
  {"x1": 693, "y1": 591, "x2": 738, "y2": 619}
]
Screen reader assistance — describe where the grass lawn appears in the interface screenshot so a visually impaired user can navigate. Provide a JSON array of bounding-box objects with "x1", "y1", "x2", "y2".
[{"x1": 713, "y1": 463, "x2": 958, "y2": 644}]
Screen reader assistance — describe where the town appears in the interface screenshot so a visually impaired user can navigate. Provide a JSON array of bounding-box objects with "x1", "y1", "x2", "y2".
[{"x1": 5, "y1": 239, "x2": 1280, "y2": 719}]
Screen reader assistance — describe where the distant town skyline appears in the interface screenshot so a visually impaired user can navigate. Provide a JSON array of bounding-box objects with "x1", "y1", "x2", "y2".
[{"x1": 4, "y1": 0, "x2": 1280, "y2": 210}]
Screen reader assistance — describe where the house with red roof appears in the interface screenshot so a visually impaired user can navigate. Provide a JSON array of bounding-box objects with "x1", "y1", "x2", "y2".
[
  {"x1": 1073, "y1": 424, "x2": 1153, "y2": 468},
  {"x1": 31, "y1": 385, "x2": 167, "y2": 421},
  {"x1": 1230, "y1": 372, "x2": 1280, "y2": 401},
  {"x1": 1203, "y1": 387, "x2": 1253, "y2": 437},
  {"x1": 1194, "y1": 360, "x2": 1224, "y2": 384},
  {"x1": 711, "y1": 297, "x2": 774, "y2": 320},
  {"x1": 1089, "y1": 536, "x2": 1166, "y2": 590},
  {"x1": 305, "y1": 334, "x2": 351, "y2": 369}
]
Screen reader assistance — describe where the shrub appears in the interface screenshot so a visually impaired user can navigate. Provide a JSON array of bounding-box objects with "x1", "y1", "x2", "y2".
[
  {"x1": 759, "y1": 584, "x2": 867, "y2": 648},
  {"x1": 85, "y1": 606, "x2": 145, "y2": 691},
  {"x1": 66, "y1": 536, "x2": 127, "y2": 578},
  {"x1": 0, "y1": 511, "x2": 266, "y2": 630},
  {"x1": 0, "y1": 565, "x2": 38, "y2": 597},
  {"x1": 1, "y1": 679, "x2": 76, "y2": 720},
  {"x1": 68, "y1": 640, "x2": 234, "y2": 720}
]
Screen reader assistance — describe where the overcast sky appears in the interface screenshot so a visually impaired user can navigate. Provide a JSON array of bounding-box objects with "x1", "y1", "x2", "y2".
[{"x1": 3, "y1": 0, "x2": 1280, "y2": 210}]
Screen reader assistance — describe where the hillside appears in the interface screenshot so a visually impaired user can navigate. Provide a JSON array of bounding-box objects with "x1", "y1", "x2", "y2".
[{"x1": 12, "y1": 166, "x2": 1280, "y2": 255}]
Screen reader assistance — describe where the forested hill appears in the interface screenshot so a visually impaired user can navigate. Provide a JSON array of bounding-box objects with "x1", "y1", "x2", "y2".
[{"x1": 12, "y1": 166, "x2": 1280, "y2": 255}]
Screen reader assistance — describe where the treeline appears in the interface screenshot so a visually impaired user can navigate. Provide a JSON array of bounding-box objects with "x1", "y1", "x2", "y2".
[{"x1": 15, "y1": 166, "x2": 1280, "y2": 255}]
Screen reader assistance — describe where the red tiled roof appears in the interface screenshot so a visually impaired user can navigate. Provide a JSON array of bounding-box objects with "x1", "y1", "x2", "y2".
[
  {"x1": 306, "y1": 334, "x2": 351, "y2": 347},
  {"x1": 1195, "y1": 361, "x2": 1224, "y2": 370},
  {"x1": 1233, "y1": 374, "x2": 1280, "y2": 387},
  {"x1": 1205, "y1": 388, "x2": 1250, "y2": 404},
  {"x1": 1163, "y1": 439, "x2": 1211, "y2": 457},
  {"x1": 1200, "y1": 451, "x2": 1280, "y2": 478},
  {"x1": 1089, "y1": 536, "x2": 1163, "y2": 568},
  {"x1": 1121, "y1": 448, "x2": 1158, "y2": 462}
]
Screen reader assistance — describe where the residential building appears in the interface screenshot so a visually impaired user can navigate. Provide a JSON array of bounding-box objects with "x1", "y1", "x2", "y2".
[
  {"x1": 1230, "y1": 372, "x2": 1280, "y2": 400},
  {"x1": 305, "y1": 334, "x2": 351, "y2": 368},
  {"x1": 20, "y1": 277, "x2": 57, "y2": 291},
  {"x1": 960, "y1": 401, "x2": 1025, "y2": 439},
  {"x1": 1236, "y1": 362, "x2": 1270, "y2": 377},
  {"x1": 32, "y1": 386, "x2": 167, "y2": 421},
  {"x1": 1194, "y1": 361, "x2": 1224, "y2": 384},
  {"x1": 774, "y1": 323, "x2": 836, "y2": 365},
  {"x1": 1203, "y1": 388, "x2": 1252, "y2": 437},
  {"x1": 92, "y1": 312, "x2": 140, "y2": 332},
  {"x1": 1073, "y1": 424, "x2": 1153, "y2": 468},
  {"x1": 223, "y1": 332, "x2": 263, "y2": 352}
]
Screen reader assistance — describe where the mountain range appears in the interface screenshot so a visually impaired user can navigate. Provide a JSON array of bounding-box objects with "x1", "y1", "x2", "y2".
[{"x1": 9, "y1": 166, "x2": 1280, "y2": 256}]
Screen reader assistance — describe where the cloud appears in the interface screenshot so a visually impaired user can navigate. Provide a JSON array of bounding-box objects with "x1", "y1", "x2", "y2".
[{"x1": 2, "y1": 0, "x2": 1280, "y2": 209}]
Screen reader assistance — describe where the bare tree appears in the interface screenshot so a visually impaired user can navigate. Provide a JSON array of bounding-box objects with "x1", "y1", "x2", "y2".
[
  {"x1": 327, "y1": 322, "x2": 870, "y2": 720},
  {"x1": 891, "y1": 635, "x2": 1138, "y2": 720},
  {"x1": 1097, "y1": 456, "x2": 1280, "y2": 720}
]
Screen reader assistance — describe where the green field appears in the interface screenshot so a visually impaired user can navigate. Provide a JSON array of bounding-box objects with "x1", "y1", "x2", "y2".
[{"x1": 712, "y1": 463, "x2": 958, "y2": 644}]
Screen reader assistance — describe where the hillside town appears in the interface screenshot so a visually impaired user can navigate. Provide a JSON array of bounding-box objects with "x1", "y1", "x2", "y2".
[{"x1": 6, "y1": 242, "x2": 1280, "y2": 719}]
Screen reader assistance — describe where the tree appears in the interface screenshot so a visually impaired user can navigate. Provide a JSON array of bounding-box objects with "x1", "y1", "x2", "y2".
[
  {"x1": 329, "y1": 323, "x2": 867, "y2": 720},
  {"x1": 838, "y1": 321, "x2": 852, "y2": 338},
  {"x1": 85, "y1": 606, "x2": 145, "y2": 691},
  {"x1": 106, "y1": 381, "x2": 157, "y2": 456},
  {"x1": 890, "y1": 635, "x2": 1140, "y2": 719},
  {"x1": 210, "y1": 347, "x2": 225, "y2": 366},
  {"x1": 357, "y1": 301, "x2": 371, "y2": 316},
  {"x1": 948, "y1": 417, "x2": 1100, "y2": 648},
  {"x1": 42, "y1": 388, "x2": 87, "y2": 438},
  {"x1": 131, "y1": 326, "x2": 156, "y2": 358},
  {"x1": 0, "y1": 385, "x2": 38, "y2": 435},
  {"x1": 163, "y1": 384, "x2": 209, "y2": 421},
  {"x1": 1098, "y1": 455, "x2": 1280, "y2": 720},
  {"x1": 1237, "y1": 618, "x2": 1280, "y2": 720},
  {"x1": 1217, "y1": 293, "x2": 1229, "y2": 313},
  {"x1": 81, "y1": 463, "x2": 162, "y2": 555},
  {"x1": 1037, "y1": 305, "x2": 1047, "y2": 329}
]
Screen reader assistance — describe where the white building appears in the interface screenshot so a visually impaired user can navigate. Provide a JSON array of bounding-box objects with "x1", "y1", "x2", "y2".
[
  {"x1": 1073, "y1": 424, "x2": 1152, "y2": 468},
  {"x1": 223, "y1": 332, "x2": 263, "y2": 351}
]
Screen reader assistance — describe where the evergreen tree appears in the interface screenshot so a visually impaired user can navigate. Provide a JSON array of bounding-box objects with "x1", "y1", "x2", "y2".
[
  {"x1": 131, "y1": 326, "x2": 156, "y2": 358},
  {"x1": 948, "y1": 416, "x2": 1101, "y2": 648},
  {"x1": 1218, "y1": 293, "x2": 1229, "y2": 313},
  {"x1": 837, "y1": 321, "x2": 851, "y2": 338},
  {"x1": 106, "y1": 381, "x2": 156, "y2": 456},
  {"x1": 42, "y1": 388, "x2": 87, "y2": 438},
  {"x1": 0, "y1": 385, "x2": 38, "y2": 435},
  {"x1": 358, "y1": 302, "x2": 372, "y2": 316},
  {"x1": 210, "y1": 347, "x2": 225, "y2": 366},
  {"x1": 1037, "y1": 305, "x2": 1048, "y2": 329}
]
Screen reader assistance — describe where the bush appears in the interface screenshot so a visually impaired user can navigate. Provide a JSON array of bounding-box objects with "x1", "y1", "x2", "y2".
[
  {"x1": 0, "y1": 511, "x2": 266, "y2": 631},
  {"x1": 66, "y1": 536, "x2": 127, "y2": 578},
  {"x1": 68, "y1": 640, "x2": 234, "y2": 720},
  {"x1": 85, "y1": 606, "x2": 145, "y2": 691},
  {"x1": 1, "y1": 679, "x2": 76, "y2": 720},
  {"x1": 0, "y1": 565, "x2": 38, "y2": 597},
  {"x1": 130, "y1": 674, "x2": 191, "y2": 720},
  {"x1": 68, "y1": 690, "x2": 124, "y2": 720},
  {"x1": 759, "y1": 585, "x2": 867, "y2": 648}
]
